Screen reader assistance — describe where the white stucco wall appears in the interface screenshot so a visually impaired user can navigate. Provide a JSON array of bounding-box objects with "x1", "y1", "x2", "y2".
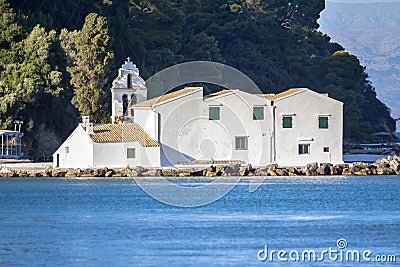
[
  {"x1": 146, "y1": 89, "x2": 273, "y2": 166},
  {"x1": 200, "y1": 91, "x2": 272, "y2": 166},
  {"x1": 93, "y1": 142, "x2": 141, "y2": 168},
  {"x1": 88, "y1": 142, "x2": 159, "y2": 168},
  {"x1": 141, "y1": 147, "x2": 161, "y2": 168},
  {"x1": 53, "y1": 125, "x2": 94, "y2": 168},
  {"x1": 274, "y1": 90, "x2": 343, "y2": 166},
  {"x1": 134, "y1": 109, "x2": 158, "y2": 141},
  {"x1": 153, "y1": 89, "x2": 204, "y2": 166}
]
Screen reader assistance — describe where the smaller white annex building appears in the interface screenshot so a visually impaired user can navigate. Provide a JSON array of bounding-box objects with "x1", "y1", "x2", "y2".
[
  {"x1": 53, "y1": 117, "x2": 160, "y2": 168},
  {"x1": 53, "y1": 59, "x2": 343, "y2": 168}
]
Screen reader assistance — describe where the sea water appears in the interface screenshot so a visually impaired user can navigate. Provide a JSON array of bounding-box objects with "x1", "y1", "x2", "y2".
[{"x1": 0, "y1": 176, "x2": 399, "y2": 266}]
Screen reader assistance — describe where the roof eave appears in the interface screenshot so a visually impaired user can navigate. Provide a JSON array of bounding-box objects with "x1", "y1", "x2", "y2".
[{"x1": 134, "y1": 88, "x2": 203, "y2": 108}]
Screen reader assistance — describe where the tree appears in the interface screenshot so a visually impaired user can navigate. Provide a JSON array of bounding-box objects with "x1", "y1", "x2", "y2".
[
  {"x1": 0, "y1": 21, "x2": 78, "y2": 157},
  {"x1": 319, "y1": 51, "x2": 394, "y2": 139},
  {"x1": 60, "y1": 13, "x2": 114, "y2": 122},
  {"x1": 0, "y1": 0, "x2": 23, "y2": 50},
  {"x1": 4, "y1": 0, "x2": 396, "y2": 143},
  {"x1": 181, "y1": 32, "x2": 221, "y2": 61}
]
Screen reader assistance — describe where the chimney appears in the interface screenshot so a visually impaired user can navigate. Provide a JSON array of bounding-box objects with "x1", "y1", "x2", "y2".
[
  {"x1": 82, "y1": 116, "x2": 90, "y2": 128},
  {"x1": 87, "y1": 123, "x2": 94, "y2": 134}
]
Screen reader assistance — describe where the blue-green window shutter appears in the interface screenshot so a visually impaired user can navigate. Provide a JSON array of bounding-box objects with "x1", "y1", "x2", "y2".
[
  {"x1": 283, "y1": 116, "x2": 293, "y2": 128},
  {"x1": 209, "y1": 107, "x2": 220, "y2": 120},
  {"x1": 319, "y1": 117, "x2": 329, "y2": 129},
  {"x1": 253, "y1": 107, "x2": 264, "y2": 120}
]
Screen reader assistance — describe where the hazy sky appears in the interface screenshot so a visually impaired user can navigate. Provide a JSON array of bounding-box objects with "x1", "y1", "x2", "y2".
[{"x1": 327, "y1": 0, "x2": 400, "y2": 2}]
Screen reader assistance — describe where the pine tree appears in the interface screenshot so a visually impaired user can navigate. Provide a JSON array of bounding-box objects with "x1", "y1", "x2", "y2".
[{"x1": 60, "y1": 13, "x2": 114, "y2": 122}]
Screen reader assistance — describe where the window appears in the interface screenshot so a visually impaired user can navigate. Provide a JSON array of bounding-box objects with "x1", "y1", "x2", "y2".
[
  {"x1": 235, "y1": 136, "x2": 248, "y2": 150},
  {"x1": 209, "y1": 106, "x2": 220, "y2": 120},
  {"x1": 323, "y1": 147, "x2": 330, "y2": 153},
  {"x1": 65, "y1": 147, "x2": 69, "y2": 153},
  {"x1": 298, "y1": 144, "x2": 310, "y2": 155},
  {"x1": 283, "y1": 116, "x2": 293, "y2": 128},
  {"x1": 127, "y1": 148, "x2": 136, "y2": 158},
  {"x1": 319, "y1": 116, "x2": 329, "y2": 129},
  {"x1": 127, "y1": 74, "x2": 132, "y2": 88},
  {"x1": 253, "y1": 107, "x2": 264, "y2": 120}
]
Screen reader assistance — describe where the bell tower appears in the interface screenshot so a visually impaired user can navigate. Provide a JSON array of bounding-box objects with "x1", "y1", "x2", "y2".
[{"x1": 111, "y1": 57, "x2": 147, "y2": 123}]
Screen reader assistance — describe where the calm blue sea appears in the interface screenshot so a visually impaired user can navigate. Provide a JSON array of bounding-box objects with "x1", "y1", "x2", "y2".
[{"x1": 0, "y1": 176, "x2": 399, "y2": 266}]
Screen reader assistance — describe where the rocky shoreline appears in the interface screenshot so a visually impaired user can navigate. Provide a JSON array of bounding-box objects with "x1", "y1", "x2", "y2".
[{"x1": 1, "y1": 156, "x2": 400, "y2": 178}]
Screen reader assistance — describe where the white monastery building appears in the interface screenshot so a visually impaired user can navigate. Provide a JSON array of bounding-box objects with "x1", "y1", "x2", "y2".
[{"x1": 53, "y1": 59, "x2": 343, "y2": 168}]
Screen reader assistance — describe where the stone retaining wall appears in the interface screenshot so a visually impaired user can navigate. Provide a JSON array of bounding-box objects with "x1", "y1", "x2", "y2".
[{"x1": 1, "y1": 156, "x2": 400, "y2": 178}]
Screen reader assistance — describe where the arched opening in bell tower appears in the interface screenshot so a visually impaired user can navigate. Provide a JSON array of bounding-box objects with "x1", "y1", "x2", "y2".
[
  {"x1": 122, "y1": 94, "x2": 128, "y2": 115},
  {"x1": 131, "y1": 94, "x2": 137, "y2": 106}
]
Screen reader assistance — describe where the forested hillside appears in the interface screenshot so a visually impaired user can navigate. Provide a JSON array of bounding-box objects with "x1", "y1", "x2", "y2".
[{"x1": 0, "y1": 0, "x2": 396, "y2": 158}]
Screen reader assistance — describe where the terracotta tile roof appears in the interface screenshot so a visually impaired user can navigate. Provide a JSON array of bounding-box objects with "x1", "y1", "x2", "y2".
[
  {"x1": 255, "y1": 93, "x2": 275, "y2": 99},
  {"x1": 133, "y1": 87, "x2": 202, "y2": 108},
  {"x1": 88, "y1": 123, "x2": 159, "y2": 147},
  {"x1": 259, "y1": 88, "x2": 305, "y2": 101},
  {"x1": 206, "y1": 89, "x2": 235, "y2": 98}
]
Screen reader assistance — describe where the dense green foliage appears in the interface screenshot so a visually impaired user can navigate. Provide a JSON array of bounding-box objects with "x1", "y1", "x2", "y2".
[
  {"x1": 60, "y1": 13, "x2": 114, "y2": 122},
  {"x1": 0, "y1": 0, "x2": 77, "y2": 156},
  {"x1": 0, "y1": 0, "x2": 396, "y2": 157}
]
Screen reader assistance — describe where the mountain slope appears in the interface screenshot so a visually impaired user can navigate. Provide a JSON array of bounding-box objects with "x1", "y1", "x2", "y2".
[{"x1": 318, "y1": 2, "x2": 400, "y2": 128}]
